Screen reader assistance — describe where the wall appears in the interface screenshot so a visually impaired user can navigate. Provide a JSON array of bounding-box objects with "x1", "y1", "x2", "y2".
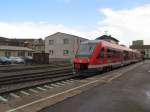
[
  {"x1": 45, "y1": 33, "x2": 86, "y2": 62},
  {"x1": 45, "y1": 35, "x2": 74, "y2": 60}
]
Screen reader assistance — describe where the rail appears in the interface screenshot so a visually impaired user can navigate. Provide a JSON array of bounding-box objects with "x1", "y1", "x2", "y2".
[{"x1": 0, "y1": 64, "x2": 75, "y2": 95}]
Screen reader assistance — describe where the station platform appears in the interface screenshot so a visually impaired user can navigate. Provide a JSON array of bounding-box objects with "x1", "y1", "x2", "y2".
[{"x1": 41, "y1": 61, "x2": 150, "y2": 112}]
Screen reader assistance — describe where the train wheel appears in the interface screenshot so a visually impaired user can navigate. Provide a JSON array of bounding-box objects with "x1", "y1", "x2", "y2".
[{"x1": 103, "y1": 66, "x2": 112, "y2": 72}]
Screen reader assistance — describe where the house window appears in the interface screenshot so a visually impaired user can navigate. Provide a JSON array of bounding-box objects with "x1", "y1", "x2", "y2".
[
  {"x1": 49, "y1": 40, "x2": 54, "y2": 45},
  {"x1": 28, "y1": 52, "x2": 32, "y2": 56},
  {"x1": 63, "y1": 39, "x2": 69, "y2": 44},
  {"x1": 5, "y1": 51, "x2": 11, "y2": 57},
  {"x1": 49, "y1": 50, "x2": 54, "y2": 55},
  {"x1": 38, "y1": 46, "x2": 41, "y2": 50},
  {"x1": 63, "y1": 50, "x2": 69, "y2": 55},
  {"x1": 18, "y1": 51, "x2": 25, "y2": 56}
]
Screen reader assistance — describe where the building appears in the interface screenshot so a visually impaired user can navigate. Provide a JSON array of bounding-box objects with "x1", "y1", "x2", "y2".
[
  {"x1": 0, "y1": 37, "x2": 24, "y2": 46},
  {"x1": 132, "y1": 40, "x2": 144, "y2": 46},
  {"x1": 130, "y1": 40, "x2": 150, "y2": 59},
  {"x1": 0, "y1": 37, "x2": 45, "y2": 53},
  {"x1": 96, "y1": 35, "x2": 119, "y2": 44},
  {"x1": 11, "y1": 38, "x2": 45, "y2": 53},
  {"x1": 0, "y1": 45, "x2": 33, "y2": 57},
  {"x1": 32, "y1": 39, "x2": 45, "y2": 53},
  {"x1": 45, "y1": 32, "x2": 87, "y2": 62},
  {"x1": 130, "y1": 45, "x2": 150, "y2": 59}
]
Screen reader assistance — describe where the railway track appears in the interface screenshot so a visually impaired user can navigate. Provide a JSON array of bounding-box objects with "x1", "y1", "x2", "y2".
[
  {"x1": 0, "y1": 62, "x2": 139, "y2": 95},
  {"x1": 0, "y1": 63, "x2": 72, "y2": 72},
  {"x1": 0, "y1": 63, "x2": 75, "y2": 95}
]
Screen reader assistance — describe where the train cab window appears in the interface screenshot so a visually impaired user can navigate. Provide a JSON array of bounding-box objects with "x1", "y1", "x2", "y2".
[
  {"x1": 77, "y1": 43, "x2": 96, "y2": 57},
  {"x1": 97, "y1": 48, "x2": 104, "y2": 59}
]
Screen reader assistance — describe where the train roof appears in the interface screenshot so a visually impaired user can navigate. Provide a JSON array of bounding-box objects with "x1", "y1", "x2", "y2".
[{"x1": 82, "y1": 40, "x2": 138, "y2": 53}]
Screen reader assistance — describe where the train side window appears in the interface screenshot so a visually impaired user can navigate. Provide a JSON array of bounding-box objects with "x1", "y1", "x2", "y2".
[
  {"x1": 116, "y1": 51, "x2": 120, "y2": 58},
  {"x1": 97, "y1": 48, "x2": 104, "y2": 59},
  {"x1": 123, "y1": 51, "x2": 129, "y2": 60},
  {"x1": 114, "y1": 50, "x2": 119, "y2": 57},
  {"x1": 107, "y1": 48, "x2": 111, "y2": 59}
]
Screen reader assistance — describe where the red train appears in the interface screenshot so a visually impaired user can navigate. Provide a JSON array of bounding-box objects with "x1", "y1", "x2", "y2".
[{"x1": 73, "y1": 40, "x2": 142, "y2": 74}]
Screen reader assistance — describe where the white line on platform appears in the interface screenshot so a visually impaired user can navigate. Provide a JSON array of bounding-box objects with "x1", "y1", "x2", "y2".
[
  {"x1": 10, "y1": 93, "x2": 20, "y2": 98},
  {"x1": 107, "y1": 73, "x2": 122, "y2": 82},
  {"x1": 37, "y1": 87, "x2": 47, "y2": 91},
  {"x1": 0, "y1": 96, "x2": 8, "y2": 102},
  {"x1": 29, "y1": 89, "x2": 38, "y2": 93},
  {"x1": 20, "y1": 91, "x2": 30, "y2": 96},
  {"x1": 6, "y1": 79, "x2": 102, "y2": 112}
]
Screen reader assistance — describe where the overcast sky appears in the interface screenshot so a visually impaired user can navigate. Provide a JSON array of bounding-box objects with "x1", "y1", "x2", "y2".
[{"x1": 0, "y1": 0, "x2": 150, "y2": 45}]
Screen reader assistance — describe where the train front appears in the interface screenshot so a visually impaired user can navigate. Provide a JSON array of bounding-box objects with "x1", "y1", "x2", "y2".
[{"x1": 73, "y1": 41, "x2": 96, "y2": 74}]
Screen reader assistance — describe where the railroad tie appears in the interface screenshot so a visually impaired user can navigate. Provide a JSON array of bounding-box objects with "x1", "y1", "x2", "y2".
[
  {"x1": 37, "y1": 87, "x2": 47, "y2": 91},
  {"x1": 20, "y1": 91, "x2": 30, "y2": 96},
  {"x1": 56, "y1": 82, "x2": 65, "y2": 86},
  {"x1": 62, "y1": 80, "x2": 73, "y2": 84},
  {"x1": 67, "y1": 79, "x2": 74, "y2": 82},
  {"x1": 50, "y1": 84, "x2": 60, "y2": 87},
  {"x1": 10, "y1": 93, "x2": 20, "y2": 98},
  {"x1": 0, "y1": 96, "x2": 8, "y2": 102},
  {"x1": 61, "y1": 81, "x2": 70, "y2": 84},
  {"x1": 44, "y1": 85, "x2": 54, "y2": 89},
  {"x1": 29, "y1": 89, "x2": 39, "y2": 93}
]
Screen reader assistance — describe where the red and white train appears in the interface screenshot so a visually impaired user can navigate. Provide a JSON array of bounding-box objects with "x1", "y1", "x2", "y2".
[{"x1": 73, "y1": 40, "x2": 142, "y2": 74}]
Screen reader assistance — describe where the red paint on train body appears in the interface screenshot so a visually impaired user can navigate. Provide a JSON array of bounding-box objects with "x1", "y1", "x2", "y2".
[{"x1": 73, "y1": 40, "x2": 142, "y2": 73}]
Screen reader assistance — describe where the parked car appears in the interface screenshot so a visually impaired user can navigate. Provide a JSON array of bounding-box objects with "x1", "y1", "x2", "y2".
[
  {"x1": 0, "y1": 56, "x2": 11, "y2": 64},
  {"x1": 9, "y1": 56, "x2": 25, "y2": 64}
]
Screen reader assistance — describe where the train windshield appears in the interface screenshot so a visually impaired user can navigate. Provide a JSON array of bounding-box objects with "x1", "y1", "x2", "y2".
[{"x1": 77, "y1": 43, "x2": 96, "y2": 57}]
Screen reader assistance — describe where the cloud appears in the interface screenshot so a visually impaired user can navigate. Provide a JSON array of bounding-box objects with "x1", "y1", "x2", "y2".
[
  {"x1": 0, "y1": 4, "x2": 150, "y2": 46},
  {"x1": 98, "y1": 4, "x2": 150, "y2": 45},
  {"x1": 0, "y1": 21, "x2": 101, "y2": 40},
  {"x1": 0, "y1": 22, "x2": 87, "y2": 39}
]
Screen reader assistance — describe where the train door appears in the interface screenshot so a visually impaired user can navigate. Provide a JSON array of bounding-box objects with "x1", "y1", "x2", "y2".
[
  {"x1": 123, "y1": 50, "x2": 130, "y2": 65},
  {"x1": 96, "y1": 47, "x2": 105, "y2": 64},
  {"x1": 107, "y1": 48, "x2": 112, "y2": 64}
]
